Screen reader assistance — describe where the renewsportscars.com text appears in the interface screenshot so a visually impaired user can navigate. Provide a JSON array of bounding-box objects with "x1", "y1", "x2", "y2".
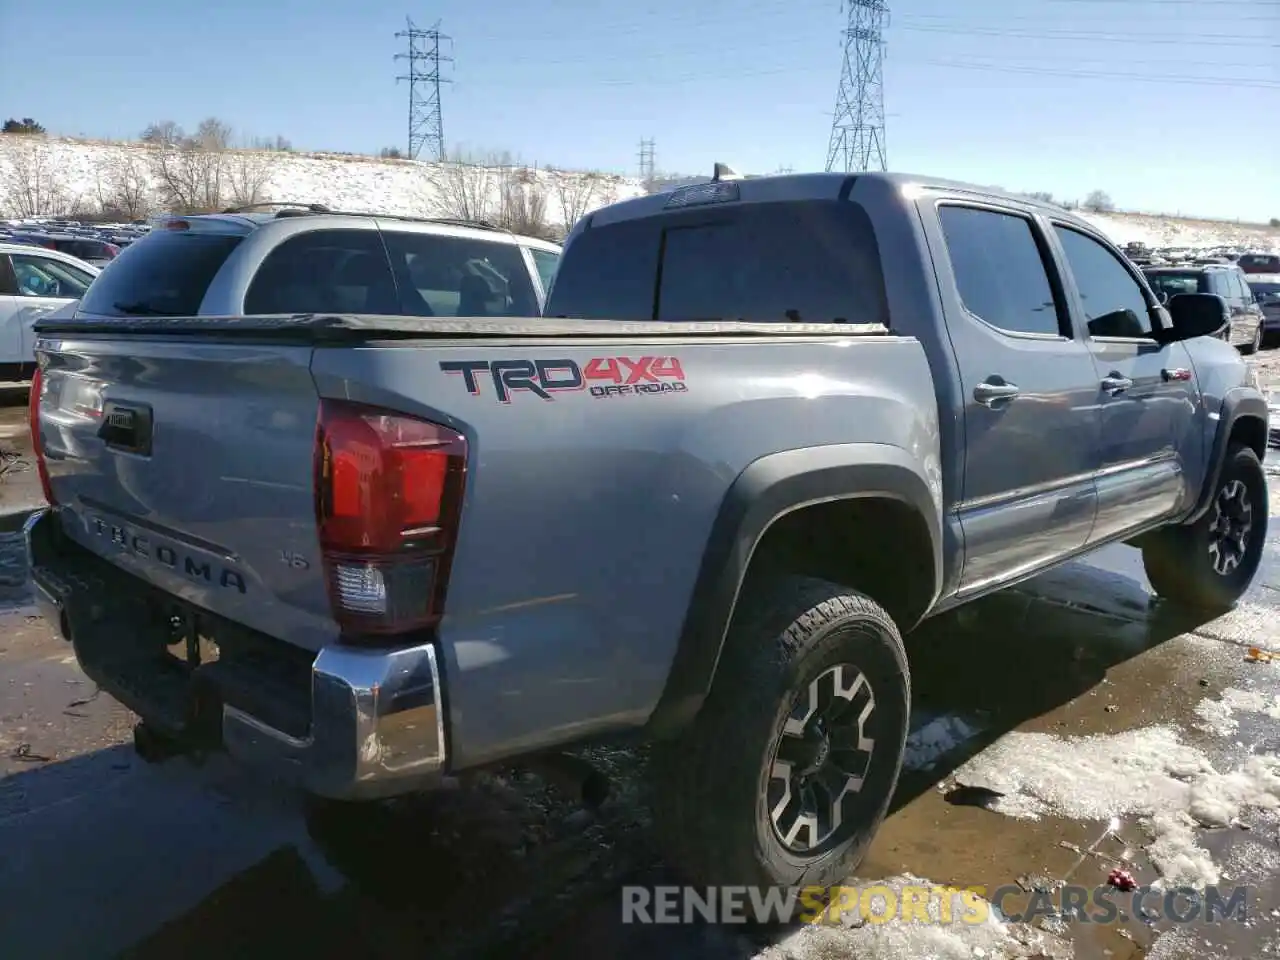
[{"x1": 621, "y1": 883, "x2": 1250, "y2": 926}]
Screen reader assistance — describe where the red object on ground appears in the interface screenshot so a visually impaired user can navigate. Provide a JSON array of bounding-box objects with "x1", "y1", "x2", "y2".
[{"x1": 1107, "y1": 868, "x2": 1138, "y2": 891}]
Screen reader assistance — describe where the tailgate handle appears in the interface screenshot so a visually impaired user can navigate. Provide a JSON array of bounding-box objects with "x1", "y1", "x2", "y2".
[{"x1": 98, "y1": 401, "x2": 154, "y2": 456}]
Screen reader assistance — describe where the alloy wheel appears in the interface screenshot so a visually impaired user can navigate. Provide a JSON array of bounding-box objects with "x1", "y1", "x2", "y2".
[
  {"x1": 766, "y1": 662, "x2": 877, "y2": 855},
  {"x1": 1208, "y1": 478, "x2": 1253, "y2": 576}
]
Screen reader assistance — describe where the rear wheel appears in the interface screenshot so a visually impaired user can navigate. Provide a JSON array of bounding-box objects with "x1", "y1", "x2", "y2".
[
  {"x1": 652, "y1": 576, "x2": 909, "y2": 888},
  {"x1": 1142, "y1": 444, "x2": 1268, "y2": 610}
]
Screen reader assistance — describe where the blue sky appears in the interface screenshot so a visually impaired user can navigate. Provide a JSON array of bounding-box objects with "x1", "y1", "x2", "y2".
[{"x1": 4, "y1": 0, "x2": 1278, "y2": 220}]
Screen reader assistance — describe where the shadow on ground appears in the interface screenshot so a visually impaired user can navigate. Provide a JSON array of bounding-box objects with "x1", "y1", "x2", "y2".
[{"x1": 0, "y1": 545, "x2": 1223, "y2": 960}]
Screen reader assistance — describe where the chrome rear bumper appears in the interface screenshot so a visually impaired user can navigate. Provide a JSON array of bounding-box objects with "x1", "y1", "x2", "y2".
[{"x1": 25, "y1": 507, "x2": 447, "y2": 800}]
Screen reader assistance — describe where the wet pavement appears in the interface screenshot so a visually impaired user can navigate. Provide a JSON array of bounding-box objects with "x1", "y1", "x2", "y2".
[{"x1": 4, "y1": 376, "x2": 1280, "y2": 958}]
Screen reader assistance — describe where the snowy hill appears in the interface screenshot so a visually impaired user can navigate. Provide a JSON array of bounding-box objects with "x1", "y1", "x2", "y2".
[
  {"x1": 0, "y1": 136, "x2": 645, "y2": 234},
  {"x1": 1, "y1": 136, "x2": 1277, "y2": 252}
]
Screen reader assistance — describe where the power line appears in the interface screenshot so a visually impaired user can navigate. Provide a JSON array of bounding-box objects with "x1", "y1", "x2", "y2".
[
  {"x1": 395, "y1": 17, "x2": 453, "y2": 161},
  {"x1": 452, "y1": 54, "x2": 1278, "y2": 92},
  {"x1": 1049, "y1": 0, "x2": 1280, "y2": 5},
  {"x1": 894, "y1": 23, "x2": 1279, "y2": 46},
  {"x1": 912, "y1": 57, "x2": 1280, "y2": 88},
  {"x1": 827, "y1": 0, "x2": 889, "y2": 174}
]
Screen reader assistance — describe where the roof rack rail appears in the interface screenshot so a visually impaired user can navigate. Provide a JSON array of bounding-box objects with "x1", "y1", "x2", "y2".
[
  {"x1": 218, "y1": 203, "x2": 513, "y2": 234},
  {"x1": 304, "y1": 208, "x2": 509, "y2": 232},
  {"x1": 220, "y1": 202, "x2": 333, "y2": 215}
]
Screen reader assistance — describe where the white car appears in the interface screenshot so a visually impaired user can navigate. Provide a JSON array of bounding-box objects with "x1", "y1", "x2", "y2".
[{"x1": 0, "y1": 242, "x2": 99, "y2": 381}]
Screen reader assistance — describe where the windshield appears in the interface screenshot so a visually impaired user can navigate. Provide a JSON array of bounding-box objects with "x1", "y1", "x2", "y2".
[{"x1": 1143, "y1": 271, "x2": 1204, "y2": 300}]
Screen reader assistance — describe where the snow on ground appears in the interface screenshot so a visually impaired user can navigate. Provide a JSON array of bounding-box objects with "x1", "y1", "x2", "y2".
[
  {"x1": 1078, "y1": 211, "x2": 1280, "y2": 254},
  {"x1": 2, "y1": 137, "x2": 1278, "y2": 251},
  {"x1": 754, "y1": 875, "x2": 1073, "y2": 960},
  {"x1": 902, "y1": 713, "x2": 985, "y2": 772},
  {"x1": 949, "y1": 725, "x2": 1280, "y2": 890},
  {"x1": 1194, "y1": 686, "x2": 1280, "y2": 737},
  {"x1": 0, "y1": 136, "x2": 645, "y2": 230}
]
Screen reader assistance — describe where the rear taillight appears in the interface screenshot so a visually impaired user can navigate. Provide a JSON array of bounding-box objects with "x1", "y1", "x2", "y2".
[
  {"x1": 314, "y1": 399, "x2": 467, "y2": 637},
  {"x1": 29, "y1": 366, "x2": 56, "y2": 505},
  {"x1": 104, "y1": 243, "x2": 120, "y2": 257}
]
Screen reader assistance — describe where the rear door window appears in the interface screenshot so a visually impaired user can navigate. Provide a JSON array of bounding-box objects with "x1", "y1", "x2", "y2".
[
  {"x1": 938, "y1": 205, "x2": 1064, "y2": 337},
  {"x1": 381, "y1": 231, "x2": 540, "y2": 317},
  {"x1": 79, "y1": 230, "x2": 243, "y2": 317},
  {"x1": 244, "y1": 229, "x2": 400, "y2": 315}
]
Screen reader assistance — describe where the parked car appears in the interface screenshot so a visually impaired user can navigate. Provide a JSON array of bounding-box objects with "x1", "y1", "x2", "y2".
[
  {"x1": 0, "y1": 242, "x2": 98, "y2": 381},
  {"x1": 68, "y1": 204, "x2": 562, "y2": 320},
  {"x1": 25, "y1": 170, "x2": 1268, "y2": 891},
  {"x1": 1238, "y1": 252, "x2": 1280, "y2": 275},
  {"x1": 30, "y1": 234, "x2": 121, "y2": 267},
  {"x1": 1142, "y1": 264, "x2": 1264, "y2": 353},
  {"x1": 1247, "y1": 273, "x2": 1280, "y2": 348}
]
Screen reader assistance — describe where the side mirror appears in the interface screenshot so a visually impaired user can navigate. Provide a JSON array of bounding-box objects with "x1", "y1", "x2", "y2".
[{"x1": 1165, "y1": 293, "x2": 1228, "y2": 342}]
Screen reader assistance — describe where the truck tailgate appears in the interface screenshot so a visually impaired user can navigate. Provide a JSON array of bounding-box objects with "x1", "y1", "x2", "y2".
[{"x1": 35, "y1": 337, "x2": 336, "y2": 651}]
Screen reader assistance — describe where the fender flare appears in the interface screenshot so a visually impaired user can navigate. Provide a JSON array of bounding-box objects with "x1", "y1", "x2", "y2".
[
  {"x1": 646, "y1": 443, "x2": 942, "y2": 736},
  {"x1": 1184, "y1": 389, "x2": 1269, "y2": 524}
]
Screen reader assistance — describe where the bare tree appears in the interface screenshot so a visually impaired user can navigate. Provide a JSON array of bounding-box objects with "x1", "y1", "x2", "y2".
[
  {"x1": 1083, "y1": 189, "x2": 1115, "y2": 214},
  {"x1": 496, "y1": 166, "x2": 550, "y2": 237},
  {"x1": 94, "y1": 152, "x2": 153, "y2": 218},
  {"x1": 140, "y1": 120, "x2": 184, "y2": 145},
  {"x1": 0, "y1": 137, "x2": 72, "y2": 217},
  {"x1": 224, "y1": 150, "x2": 276, "y2": 207},
  {"x1": 551, "y1": 170, "x2": 605, "y2": 233},
  {"x1": 431, "y1": 149, "x2": 500, "y2": 222},
  {"x1": 148, "y1": 116, "x2": 233, "y2": 212},
  {"x1": 193, "y1": 117, "x2": 232, "y2": 151}
]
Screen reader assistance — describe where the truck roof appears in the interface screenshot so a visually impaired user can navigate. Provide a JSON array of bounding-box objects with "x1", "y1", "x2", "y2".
[{"x1": 588, "y1": 170, "x2": 1100, "y2": 235}]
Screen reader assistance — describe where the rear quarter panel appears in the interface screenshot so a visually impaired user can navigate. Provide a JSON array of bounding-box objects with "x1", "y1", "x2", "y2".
[{"x1": 310, "y1": 335, "x2": 940, "y2": 767}]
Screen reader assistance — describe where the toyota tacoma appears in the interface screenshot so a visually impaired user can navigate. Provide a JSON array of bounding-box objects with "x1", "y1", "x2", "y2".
[{"x1": 24, "y1": 169, "x2": 1269, "y2": 889}]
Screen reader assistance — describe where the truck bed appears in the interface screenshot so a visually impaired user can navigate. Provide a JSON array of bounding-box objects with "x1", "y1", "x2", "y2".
[{"x1": 30, "y1": 310, "x2": 934, "y2": 769}]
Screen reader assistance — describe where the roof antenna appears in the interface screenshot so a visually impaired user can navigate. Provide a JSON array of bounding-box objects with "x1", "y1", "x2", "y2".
[{"x1": 712, "y1": 162, "x2": 743, "y2": 182}]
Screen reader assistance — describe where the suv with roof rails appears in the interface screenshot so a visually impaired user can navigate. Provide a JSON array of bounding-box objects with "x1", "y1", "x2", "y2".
[
  {"x1": 72, "y1": 203, "x2": 562, "y2": 321},
  {"x1": 26, "y1": 167, "x2": 1268, "y2": 892}
]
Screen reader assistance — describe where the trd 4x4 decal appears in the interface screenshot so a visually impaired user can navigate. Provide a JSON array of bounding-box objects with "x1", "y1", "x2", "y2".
[{"x1": 440, "y1": 357, "x2": 688, "y2": 403}]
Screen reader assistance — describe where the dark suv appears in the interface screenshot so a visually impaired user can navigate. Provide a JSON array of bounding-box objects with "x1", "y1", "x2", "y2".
[
  {"x1": 1246, "y1": 274, "x2": 1280, "y2": 347},
  {"x1": 1143, "y1": 264, "x2": 1265, "y2": 353},
  {"x1": 1238, "y1": 253, "x2": 1280, "y2": 276}
]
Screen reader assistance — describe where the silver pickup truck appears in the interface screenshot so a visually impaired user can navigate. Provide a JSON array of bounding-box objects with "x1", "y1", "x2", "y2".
[{"x1": 23, "y1": 170, "x2": 1268, "y2": 892}]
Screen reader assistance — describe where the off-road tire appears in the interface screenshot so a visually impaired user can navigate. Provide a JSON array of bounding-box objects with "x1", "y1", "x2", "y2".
[
  {"x1": 651, "y1": 575, "x2": 910, "y2": 889},
  {"x1": 1142, "y1": 443, "x2": 1268, "y2": 610}
]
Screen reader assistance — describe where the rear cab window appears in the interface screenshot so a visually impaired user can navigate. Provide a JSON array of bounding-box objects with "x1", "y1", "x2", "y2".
[
  {"x1": 546, "y1": 199, "x2": 888, "y2": 325},
  {"x1": 79, "y1": 229, "x2": 244, "y2": 317}
]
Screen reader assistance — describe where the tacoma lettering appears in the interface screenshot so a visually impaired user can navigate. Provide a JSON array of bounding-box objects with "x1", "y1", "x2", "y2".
[{"x1": 88, "y1": 516, "x2": 246, "y2": 594}]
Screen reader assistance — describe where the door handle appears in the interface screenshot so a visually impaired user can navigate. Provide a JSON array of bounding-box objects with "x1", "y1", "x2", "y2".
[
  {"x1": 973, "y1": 379, "x2": 1020, "y2": 407},
  {"x1": 1101, "y1": 375, "x2": 1134, "y2": 395}
]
